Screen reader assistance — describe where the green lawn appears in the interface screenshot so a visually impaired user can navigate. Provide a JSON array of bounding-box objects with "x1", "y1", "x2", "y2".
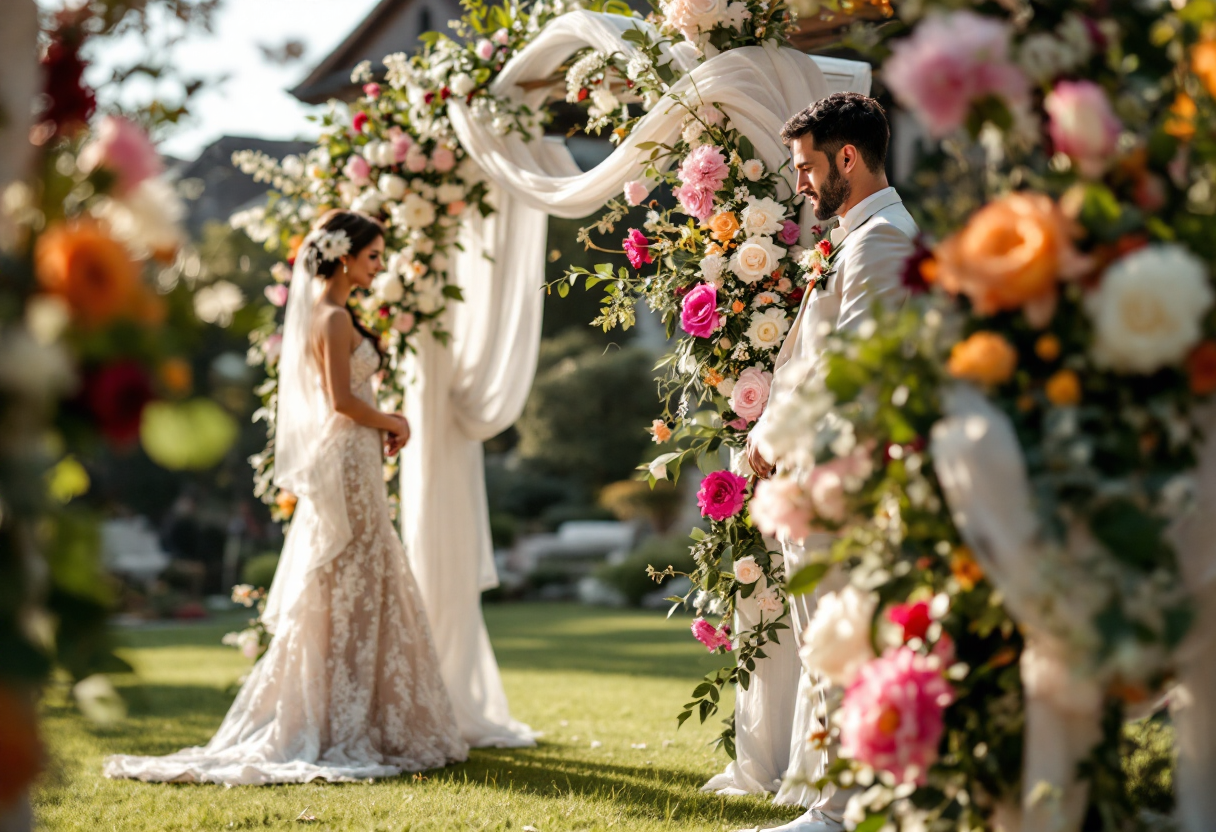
[{"x1": 35, "y1": 603, "x2": 806, "y2": 832}]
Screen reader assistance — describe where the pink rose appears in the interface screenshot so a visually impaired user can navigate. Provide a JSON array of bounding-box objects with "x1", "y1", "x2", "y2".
[
  {"x1": 446, "y1": 200, "x2": 467, "y2": 216},
  {"x1": 779, "y1": 220, "x2": 801, "y2": 246},
  {"x1": 750, "y1": 476, "x2": 815, "y2": 544},
  {"x1": 680, "y1": 283, "x2": 722, "y2": 338},
  {"x1": 673, "y1": 183, "x2": 716, "y2": 221},
  {"x1": 725, "y1": 417, "x2": 749, "y2": 431},
  {"x1": 405, "y1": 148, "x2": 428, "y2": 173},
  {"x1": 388, "y1": 127, "x2": 413, "y2": 162},
  {"x1": 77, "y1": 115, "x2": 163, "y2": 195},
  {"x1": 392, "y1": 312, "x2": 416, "y2": 333},
  {"x1": 677, "y1": 144, "x2": 729, "y2": 193},
  {"x1": 839, "y1": 647, "x2": 955, "y2": 785},
  {"x1": 343, "y1": 154, "x2": 371, "y2": 186},
  {"x1": 697, "y1": 470, "x2": 748, "y2": 521},
  {"x1": 363, "y1": 83, "x2": 381, "y2": 99},
  {"x1": 808, "y1": 465, "x2": 847, "y2": 524},
  {"x1": 352, "y1": 111, "x2": 369, "y2": 133},
  {"x1": 623, "y1": 228, "x2": 652, "y2": 269},
  {"x1": 475, "y1": 39, "x2": 495, "y2": 60},
  {"x1": 1044, "y1": 80, "x2": 1121, "y2": 178},
  {"x1": 264, "y1": 333, "x2": 283, "y2": 366},
  {"x1": 691, "y1": 617, "x2": 733, "y2": 652},
  {"x1": 623, "y1": 179, "x2": 650, "y2": 206},
  {"x1": 492, "y1": 28, "x2": 510, "y2": 45},
  {"x1": 264, "y1": 284, "x2": 289, "y2": 307},
  {"x1": 883, "y1": 10, "x2": 1029, "y2": 137},
  {"x1": 432, "y1": 146, "x2": 456, "y2": 173},
  {"x1": 729, "y1": 366, "x2": 772, "y2": 423}
]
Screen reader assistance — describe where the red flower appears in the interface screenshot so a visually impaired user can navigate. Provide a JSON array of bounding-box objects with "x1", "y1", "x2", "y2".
[
  {"x1": 786, "y1": 286, "x2": 806, "y2": 306},
  {"x1": 577, "y1": 88, "x2": 589, "y2": 102},
  {"x1": 84, "y1": 361, "x2": 154, "y2": 445},
  {"x1": 40, "y1": 16, "x2": 96, "y2": 139},
  {"x1": 424, "y1": 91, "x2": 436, "y2": 104},
  {"x1": 900, "y1": 235, "x2": 934, "y2": 295},
  {"x1": 816, "y1": 238, "x2": 832, "y2": 257},
  {"x1": 363, "y1": 83, "x2": 381, "y2": 99},
  {"x1": 623, "y1": 229, "x2": 652, "y2": 269},
  {"x1": 352, "y1": 112, "x2": 369, "y2": 133},
  {"x1": 887, "y1": 601, "x2": 932, "y2": 643},
  {"x1": 440, "y1": 86, "x2": 451, "y2": 100}
]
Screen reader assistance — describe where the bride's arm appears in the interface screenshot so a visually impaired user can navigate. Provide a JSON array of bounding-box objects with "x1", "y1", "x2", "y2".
[{"x1": 317, "y1": 311, "x2": 406, "y2": 435}]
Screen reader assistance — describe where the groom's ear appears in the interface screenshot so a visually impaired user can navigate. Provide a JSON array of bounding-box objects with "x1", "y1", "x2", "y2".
[{"x1": 838, "y1": 144, "x2": 861, "y2": 175}]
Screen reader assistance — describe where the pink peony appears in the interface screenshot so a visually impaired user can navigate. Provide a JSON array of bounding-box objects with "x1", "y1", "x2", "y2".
[
  {"x1": 388, "y1": 128, "x2": 413, "y2": 162},
  {"x1": 673, "y1": 183, "x2": 716, "y2": 221},
  {"x1": 352, "y1": 111, "x2": 369, "y2": 133},
  {"x1": 691, "y1": 617, "x2": 733, "y2": 652},
  {"x1": 623, "y1": 179, "x2": 650, "y2": 206},
  {"x1": 887, "y1": 601, "x2": 932, "y2": 643},
  {"x1": 363, "y1": 82, "x2": 381, "y2": 99},
  {"x1": 883, "y1": 10, "x2": 1030, "y2": 138},
  {"x1": 779, "y1": 220, "x2": 801, "y2": 246},
  {"x1": 839, "y1": 647, "x2": 955, "y2": 785},
  {"x1": 432, "y1": 146, "x2": 457, "y2": 173},
  {"x1": 678, "y1": 144, "x2": 729, "y2": 193},
  {"x1": 750, "y1": 476, "x2": 815, "y2": 543},
  {"x1": 1044, "y1": 80, "x2": 1121, "y2": 178},
  {"x1": 392, "y1": 312, "x2": 416, "y2": 333},
  {"x1": 77, "y1": 115, "x2": 163, "y2": 195},
  {"x1": 264, "y1": 284, "x2": 289, "y2": 307},
  {"x1": 623, "y1": 229, "x2": 652, "y2": 269},
  {"x1": 697, "y1": 469, "x2": 748, "y2": 521},
  {"x1": 726, "y1": 417, "x2": 749, "y2": 431},
  {"x1": 680, "y1": 283, "x2": 722, "y2": 338},
  {"x1": 475, "y1": 39, "x2": 495, "y2": 60},
  {"x1": 343, "y1": 154, "x2": 371, "y2": 185},
  {"x1": 729, "y1": 366, "x2": 772, "y2": 423}
]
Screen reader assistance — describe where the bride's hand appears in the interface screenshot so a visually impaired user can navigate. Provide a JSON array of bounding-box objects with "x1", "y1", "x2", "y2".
[{"x1": 383, "y1": 414, "x2": 410, "y2": 456}]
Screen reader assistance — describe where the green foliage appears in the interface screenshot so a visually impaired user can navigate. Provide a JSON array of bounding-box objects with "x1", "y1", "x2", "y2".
[
  {"x1": 240, "y1": 553, "x2": 280, "y2": 591},
  {"x1": 595, "y1": 535, "x2": 697, "y2": 606}
]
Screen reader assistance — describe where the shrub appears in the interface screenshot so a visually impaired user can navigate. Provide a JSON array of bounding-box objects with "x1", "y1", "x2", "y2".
[
  {"x1": 595, "y1": 535, "x2": 695, "y2": 606},
  {"x1": 240, "y1": 552, "x2": 279, "y2": 591}
]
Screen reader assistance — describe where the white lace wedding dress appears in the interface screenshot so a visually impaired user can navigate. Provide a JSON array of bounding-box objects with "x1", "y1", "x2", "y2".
[{"x1": 104, "y1": 338, "x2": 469, "y2": 785}]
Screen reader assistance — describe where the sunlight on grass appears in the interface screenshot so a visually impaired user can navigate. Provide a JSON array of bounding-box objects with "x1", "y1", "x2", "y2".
[{"x1": 35, "y1": 603, "x2": 802, "y2": 832}]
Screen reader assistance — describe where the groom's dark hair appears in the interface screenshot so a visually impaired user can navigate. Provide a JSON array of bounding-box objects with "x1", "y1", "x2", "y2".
[{"x1": 781, "y1": 92, "x2": 889, "y2": 173}]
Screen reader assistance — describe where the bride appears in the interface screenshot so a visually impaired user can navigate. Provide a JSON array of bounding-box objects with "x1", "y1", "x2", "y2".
[{"x1": 104, "y1": 210, "x2": 468, "y2": 785}]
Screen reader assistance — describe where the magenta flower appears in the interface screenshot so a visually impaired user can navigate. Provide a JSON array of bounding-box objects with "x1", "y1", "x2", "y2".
[
  {"x1": 697, "y1": 470, "x2": 748, "y2": 521},
  {"x1": 77, "y1": 115, "x2": 163, "y2": 195},
  {"x1": 623, "y1": 229, "x2": 652, "y2": 269},
  {"x1": 779, "y1": 219, "x2": 801, "y2": 246},
  {"x1": 352, "y1": 111, "x2": 369, "y2": 133},
  {"x1": 887, "y1": 601, "x2": 932, "y2": 643},
  {"x1": 839, "y1": 647, "x2": 955, "y2": 785},
  {"x1": 691, "y1": 617, "x2": 733, "y2": 652},
  {"x1": 680, "y1": 283, "x2": 722, "y2": 338}
]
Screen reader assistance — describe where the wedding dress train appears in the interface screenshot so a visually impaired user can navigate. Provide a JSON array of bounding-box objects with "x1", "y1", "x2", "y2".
[{"x1": 104, "y1": 339, "x2": 468, "y2": 785}]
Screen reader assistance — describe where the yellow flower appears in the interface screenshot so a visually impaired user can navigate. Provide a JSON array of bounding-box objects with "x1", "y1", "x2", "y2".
[
  {"x1": 951, "y1": 547, "x2": 983, "y2": 591},
  {"x1": 1166, "y1": 92, "x2": 1197, "y2": 142},
  {"x1": 947, "y1": 332, "x2": 1018, "y2": 386},
  {"x1": 1045, "y1": 369, "x2": 1081, "y2": 406},
  {"x1": 703, "y1": 367, "x2": 724, "y2": 387}
]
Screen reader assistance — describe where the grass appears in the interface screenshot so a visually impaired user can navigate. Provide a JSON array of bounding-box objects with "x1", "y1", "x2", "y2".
[{"x1": 34, "y1": 603, "x2": 807, "y2": 832}]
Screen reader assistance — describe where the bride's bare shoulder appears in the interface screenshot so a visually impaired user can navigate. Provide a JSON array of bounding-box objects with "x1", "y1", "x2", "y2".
[{"x1": 311, "y1": 303, "x2": 355, "y2": 348}]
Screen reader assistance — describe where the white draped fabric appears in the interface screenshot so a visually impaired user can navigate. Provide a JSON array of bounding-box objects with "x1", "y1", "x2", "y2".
[
  {"x1": 401, "y1": 3, "x2": 873, "y2": 773},
  {"x1": 932, "y1": 385, "x2": 1216, "y2": 832}
]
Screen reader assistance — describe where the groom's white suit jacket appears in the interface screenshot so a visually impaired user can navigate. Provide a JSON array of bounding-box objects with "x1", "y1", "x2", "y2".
[{"x1": 767, "y1": 186, "x2": 919, "y2": 411}]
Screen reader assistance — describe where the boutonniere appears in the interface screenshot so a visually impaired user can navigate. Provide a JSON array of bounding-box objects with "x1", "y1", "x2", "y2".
[{"x1": 796, "y1": 230, "x2": 839, "y2": 293}]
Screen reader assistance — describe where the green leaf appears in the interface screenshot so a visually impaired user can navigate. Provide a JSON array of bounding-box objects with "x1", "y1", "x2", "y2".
[
  {"x1": 557, "y1": 281, "x2": 570, "y2": 298},
  {"x1": 1089, "y1": 498, "x2": 1170, "y2": 571},
  {"x1": 442, "y1": 284, "x2": 465, "y2": 301},
  {"x1": 786, "y1": 562, "x2": 829, "y2": 596},
  {"x1": 854, "y1": 814, "x2": 890, "y2": 832}
]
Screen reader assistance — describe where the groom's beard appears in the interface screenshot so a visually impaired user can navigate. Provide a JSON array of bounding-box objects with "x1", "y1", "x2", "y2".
[{"x1": 806, "y1": 158, "x2": 850, "y2": 221}]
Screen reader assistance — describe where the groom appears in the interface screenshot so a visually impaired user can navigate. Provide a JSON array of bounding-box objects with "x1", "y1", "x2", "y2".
[{"x1": 746, "y1": 93, "x2": 918, "y2": 831}]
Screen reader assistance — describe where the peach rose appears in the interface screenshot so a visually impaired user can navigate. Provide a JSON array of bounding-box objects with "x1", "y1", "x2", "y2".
[
  {"x1": 707, "y1": 211, "x2": 740, "y2": 243},
  {"x1": 649, "y1": 419, "x2": 673, "y2": 443},
  {"x1": 1045, "y1": 369, "x2": 1081, "y2": 406},
  {"x1": 1192, "y1": 37, "x2": 1216, "y2": 99},
  {"x1": 947, "y1": 331, "x2": 1017, "y2": 386},
  {"x1": 935, "y1": 193, "x2": 1079, "y2": 315}
]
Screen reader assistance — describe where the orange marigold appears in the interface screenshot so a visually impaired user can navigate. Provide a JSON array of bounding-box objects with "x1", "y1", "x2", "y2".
[
  {"x1": 34, "y1": 220, "x2": 141, "y2": 328},
  {"x1": 1045, "y1": 369, "x2": 1082, "y2": 406},
  {"x1": 1187, "y1": 340, "x2": 1216, "y2": 395},
  {"x1": 935, "y1": 193, "x2": 1080, "y2": 316},
  {"x1": 1035, "y1": 334, "x2": 1061, "y2": 362},
  {"x1": 951, "y1": 547, "x2": 984, "y2": 591},
  {"x1": 707, "y1": 211, "x2": 740, "y2": 243},
  {"x1": 947, "y1": 332, "x2": 1018, "y2": 386},
  {"x1": 1166, "y1": 92, "x2": 1197, "y2": 142},
  {"x1": 1193, "y1": 36, "x2": 1216, "y2": 99}
]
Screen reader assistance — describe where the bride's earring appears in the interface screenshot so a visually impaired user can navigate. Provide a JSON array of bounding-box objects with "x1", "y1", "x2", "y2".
[{"x1": 343, "y1": 259, "x2": 348, "y2": 275}]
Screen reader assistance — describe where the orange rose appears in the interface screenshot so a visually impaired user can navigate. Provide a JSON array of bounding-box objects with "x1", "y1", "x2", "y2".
[
  {"x1": 707, "y1": 212, "x2": 740, "y2": 243},
  {"x1": 1193, "y1": 37, "x2": 1216, "y2": 98},
  {"x1": 951, "y1": 547, "x2": 983, "y2": 591},
  {"x1": 1166, "y1": 92, "x2": 1197, "y2": 142},
  {"x1": 947, "y1": 332, "x2": 1017, "y2": 386},
  {"x1": 1035, "y1": 334, "x2": 1061, "y2": 362},
  {"x1": 276, "y1": 491, "x2": 298, "y2": 519},
  {"x1": 935, "y1": 193, "x2": 1079, "y2": 315},
  {"x1": 159, "y1": 358, "x2": 193, "y2": 396},
  {"x1": 731, "y1": 299, "x2": 745, "y2": 313},
  {"x1": 1187, "y1": 341, "x2": 1216, "y2": 395},
  {"x1": 1045, "y1": 369, "x2": 1082, "y2": 406},
  {"x1": 34, "y1": 220, "x2": 142, "y2": 328}
]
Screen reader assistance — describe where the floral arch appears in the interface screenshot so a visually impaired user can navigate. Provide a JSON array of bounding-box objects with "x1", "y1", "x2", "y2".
[{"x1": 237, "y1": 1, "x2": 1216, "y2": 830}]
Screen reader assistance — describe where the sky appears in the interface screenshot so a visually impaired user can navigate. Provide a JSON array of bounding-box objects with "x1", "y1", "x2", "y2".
[{"x1": 79, "y1": 0, "x2": 386, "y2": 161}]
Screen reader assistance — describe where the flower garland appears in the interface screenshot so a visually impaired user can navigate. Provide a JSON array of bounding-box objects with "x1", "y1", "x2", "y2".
[{"x1": 747, "y1": 1, "x2": 1216, "y2": 827}]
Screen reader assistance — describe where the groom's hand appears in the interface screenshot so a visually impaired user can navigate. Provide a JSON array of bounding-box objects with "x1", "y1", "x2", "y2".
[{"x1": 746, "y1": 434, "x2": 774, "y2": 480}]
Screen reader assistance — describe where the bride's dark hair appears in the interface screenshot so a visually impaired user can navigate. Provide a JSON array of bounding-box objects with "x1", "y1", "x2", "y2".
[{"x1": 309, "y1": 209, "x2": 386, "y2": 362}]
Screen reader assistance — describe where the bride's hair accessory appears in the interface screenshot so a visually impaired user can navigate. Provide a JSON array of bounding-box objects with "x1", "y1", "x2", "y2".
[{"x1": 314, "y1": 229, "x2": 352, "y2": 262}]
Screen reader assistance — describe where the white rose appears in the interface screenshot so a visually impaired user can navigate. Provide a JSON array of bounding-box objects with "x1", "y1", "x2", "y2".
[
  {"x1": 699, "y1": 253, "x2": 726, "y2": 285},
  {"x1": 350, "y1": 188, "x2": 384, "y2": 215},
  {"x1": 378, "y1": 174, "x2": 408, "y2": 200},
  {"x1": 431, "y1": 253, "x2": 449, "y2": 273},
  {"x1": 336, "y1": 180, "x2": 360, "y2": 206},
  {"x1": 678, "y1": 0, "x2": 728, "y2": 33},
  {"x1": 799, "y1": 585, "x2": 878, "y2": 687},
  {"x1": 414, "y1": 277, "x2": 445, "y2": 314},
  {"x1": 590, "y1": 88, "x2": 620, "y2": 115},
  {"x1": 723, "y1": 1, "x2": 751, "y2": 29},
  {"x1": 388, "y1": 252, "x2": 413, "y2": 278},
  {"x1": 682, "y1": 120, "x2": 705, "y2": 145},
  {"x1": 372, "y1": 271, "x2": 405, "y2": 303},
  {"x1": 734, "y1": 555, "x2": 763, "y2": 584},
  {"x1": 744, "y1": 307, "x2": 790, "y2": 351},
  {"x1": 741, "y1": 196, "x2": 785, "y2": 237},
  {"x1": 90, "y1": 178, "x2": 186, "y2": 259},
  {"x1": 1087, "y1": 245, "x2": 1213, "y2": 374},
  {"x1": 449, "y1": 73, "x2": 476, "y2": 96},
  {"x1": 729, "y1": 235, "x2": 784, "y2": 283},
  {"x1": 435, "y1": 182, "x2": 465, "y2": 204},
  {"x1": 412, "y1": 234, "x2": 435, "y2": 255},
  {"x1": 392, "y1": 193, "x2": 437, "y2": 230},
  {"x1": 740, "y1": 158, "x2": 764, "y2": 181}
]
